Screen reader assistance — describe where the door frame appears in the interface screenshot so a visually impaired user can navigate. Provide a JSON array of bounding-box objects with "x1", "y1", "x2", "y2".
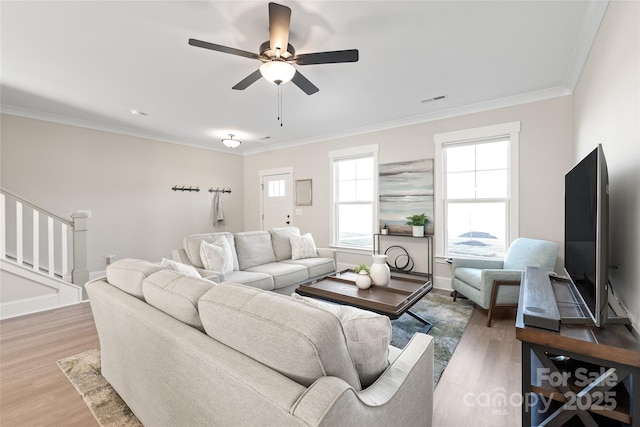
[{"x1": 259, "y1": 167, "x2": 293, "y2": 230}]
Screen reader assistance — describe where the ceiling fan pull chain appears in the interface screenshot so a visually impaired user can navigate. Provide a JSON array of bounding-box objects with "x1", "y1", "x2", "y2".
[{"x1": 277, "y1": 83, "x2": 284, "y2": 127}]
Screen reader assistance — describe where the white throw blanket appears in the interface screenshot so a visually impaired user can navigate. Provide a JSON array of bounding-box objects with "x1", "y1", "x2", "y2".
[{"x1": 213, "y1": 192, "x2": 225, "y2": 227}]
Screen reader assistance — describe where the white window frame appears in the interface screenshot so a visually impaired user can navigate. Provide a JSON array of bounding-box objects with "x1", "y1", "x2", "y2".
[
  {"x1": 434, "y1": 122, "x2": 520, "y2": 259},
  {"x1": 328, "y1": 144, "x2": 379, "y2": 252}
]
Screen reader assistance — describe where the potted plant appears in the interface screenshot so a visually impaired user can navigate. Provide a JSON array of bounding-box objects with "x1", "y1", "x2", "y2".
[
  {"x1": 406, "y1": 213, "x2": 428, "y2": 237},
  {"x1": 354, "y1": 263, "x2": 372, "y2": 289}
]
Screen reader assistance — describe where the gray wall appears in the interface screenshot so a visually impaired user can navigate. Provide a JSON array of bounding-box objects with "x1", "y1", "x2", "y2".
[
  {"x1": 243, "y1": 96, "x2": 574, "y2": 289},
  {"x1": 573, "y1": 0, "x2": 639, "y2": 334},
  {"x1": 1, "y1": 114, "x2": 244, "y2": 274}
]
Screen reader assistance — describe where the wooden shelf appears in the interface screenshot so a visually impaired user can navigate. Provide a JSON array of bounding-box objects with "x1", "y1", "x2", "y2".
[
  {"x1": 517, "y1": 267, "x2": 640, "y2": 427},
  {"x1": 373, "y1": 233, "x2": 433, "y2": 279}
]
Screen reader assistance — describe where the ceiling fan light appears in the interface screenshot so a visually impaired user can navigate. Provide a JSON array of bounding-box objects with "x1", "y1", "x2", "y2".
[
  {"x1": 221, "y1": 134, "x2": 241, "y2": 148},
  {"x1": 260, "y1": 61, "x2": 295, "y2": 85}
]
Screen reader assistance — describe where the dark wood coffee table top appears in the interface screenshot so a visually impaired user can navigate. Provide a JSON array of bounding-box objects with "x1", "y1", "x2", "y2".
[{"x1": 296, "y1": 271, "x2": 432, "y2": 319}]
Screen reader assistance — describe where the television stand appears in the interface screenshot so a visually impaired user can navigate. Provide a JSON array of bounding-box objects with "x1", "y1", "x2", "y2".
[{"x1": 517, "y1": 267, "x2": 640, "y2": 426}]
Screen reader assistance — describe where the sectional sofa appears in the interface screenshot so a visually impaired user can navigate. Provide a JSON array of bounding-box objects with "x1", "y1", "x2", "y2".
[
  {"x1": 171, "y1": 227, "x2": 337, "y2": 294},
  {"x1": 86, "y1": 258, "x2": 435, "y2": 426}
]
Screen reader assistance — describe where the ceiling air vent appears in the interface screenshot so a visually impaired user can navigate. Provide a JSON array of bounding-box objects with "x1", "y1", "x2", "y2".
[{"x1": 420, "y1": 95, "x2": 446, "y2": 103}]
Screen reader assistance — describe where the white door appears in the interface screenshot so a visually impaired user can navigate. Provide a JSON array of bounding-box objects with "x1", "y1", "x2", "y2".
[{"x1": 261, "y1": 173, "x2": 293, "y2": 230}]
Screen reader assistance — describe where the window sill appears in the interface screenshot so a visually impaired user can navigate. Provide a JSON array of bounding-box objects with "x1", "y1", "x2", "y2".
[{"x1": 329, "y1": 245, "x2": 373, "y2": 256}]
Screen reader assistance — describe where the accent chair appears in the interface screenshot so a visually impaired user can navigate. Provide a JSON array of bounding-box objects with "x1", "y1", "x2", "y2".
[{"x1": 451, "y1": 237, "x2": 559, "y2": 326}]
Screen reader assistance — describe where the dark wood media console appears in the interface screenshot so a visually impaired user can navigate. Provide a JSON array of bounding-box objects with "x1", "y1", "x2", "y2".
[{"x1": 517, "y1": 267, "x2": 640, "y2": 426}]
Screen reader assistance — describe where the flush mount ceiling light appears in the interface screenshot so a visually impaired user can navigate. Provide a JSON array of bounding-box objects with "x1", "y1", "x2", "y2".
[
  {"x1": 259, "y1": 60, "x2": 296, "y2": 85},
  {"x1": 221, "y1": 134, "x2": 241, "y2": 148}
]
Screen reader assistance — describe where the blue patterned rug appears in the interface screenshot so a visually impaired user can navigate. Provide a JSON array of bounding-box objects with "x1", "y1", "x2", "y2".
[{"x1": 391, "y1": 291, "x2": 474, "y2": 384}]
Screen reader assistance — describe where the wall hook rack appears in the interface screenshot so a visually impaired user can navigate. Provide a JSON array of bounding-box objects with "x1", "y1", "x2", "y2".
[
  {"x1": 208, "y1": 187, "x2": 231, "y2": 194},
  {"x1": 172, "y1": 185, "x2": 200, "y2": 192}
]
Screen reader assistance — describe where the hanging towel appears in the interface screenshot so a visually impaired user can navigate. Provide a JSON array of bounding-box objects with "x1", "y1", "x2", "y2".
[{"x1": 213, "y1": 192, "x2": 225, "y2": 227}]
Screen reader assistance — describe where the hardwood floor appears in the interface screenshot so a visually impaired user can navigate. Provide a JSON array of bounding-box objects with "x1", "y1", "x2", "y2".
[
  {"x1": 0, "y1": 299, "x2": 521, "y2": 427},
  {"x1": 0, "y1": 302, "x2": 100, "y2": 427},
  {"x1": 433, "y1": 305, "x2": 522, "y2": 427}
]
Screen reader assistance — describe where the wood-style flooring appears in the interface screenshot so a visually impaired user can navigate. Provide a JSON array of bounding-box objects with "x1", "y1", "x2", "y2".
[
  {"x1": 0, "y1": 298, "x2": 521, "y2": 427},
  {"x1": 1, "y1": 302, "x2": 100, "y2": 427},
  {"x1": 433, "y1": 305, "x2": 522, "y2": 427}
]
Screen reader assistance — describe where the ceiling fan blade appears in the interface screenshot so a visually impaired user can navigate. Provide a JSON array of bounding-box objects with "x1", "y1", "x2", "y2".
[
  {"x1": 291, "y1": 70, "x2": 319, "y2": 95},
  {"x1": 294, "y1": 49, "x2": 359, "y2": 65},
  {"x1": 189, "y1": 38, "x2": 260, "y2": 60},
  {"x1": 232, "y1": 69, "x2": 263, "y2": 90},
  {"x1": 268, "y1": 2, "x2": 291, "y2": 55}
]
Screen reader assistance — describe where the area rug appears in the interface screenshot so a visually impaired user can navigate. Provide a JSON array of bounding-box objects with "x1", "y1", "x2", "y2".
[
  {"x1": 58, "y1": 293, "x2": 472, "y2": 426},
  {"x1": 391, "y1": 291, "x2": 474, "y2": 383},
  {"x1": 57, "y1": 349, "x2": 142, "y2": 427}
]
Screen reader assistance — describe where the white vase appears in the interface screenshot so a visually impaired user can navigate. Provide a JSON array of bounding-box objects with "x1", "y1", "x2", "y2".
[
  {"x1": 370, "y1": 254, "x2": 391, "y2": 286},
  {"x1": 355, "y1": 272, "x2": 372, "y2": 289},
  {"x1": 412, "y1": 225, "x2": 424, "y2": 237}
]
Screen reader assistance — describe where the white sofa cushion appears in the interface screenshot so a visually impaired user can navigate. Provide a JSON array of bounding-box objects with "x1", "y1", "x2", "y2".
[
  {"x1": 223, "y1": 271, "x2": 274, "y2": 291},
  {"x1": 269, "y1": 227, "x2": 300, "y2": 261},
  {"x1": 291, "y1": 294, "x2": 391, "y2": 387},
  {"x1": 106, "y1": 258, "x2": 164, "y2": 300},
  {"x1": 199, "y1": 284, "x2": 362, "y2": 390},
  {"x1": 183, "y1": 232, "x2": 239, "y2": 271},
  {"x1": 142, "y1": 270, "x2": 215, "y2": 331},
  {"x1": 160, "y1": 258, "x2": 200, "y2": 278},
  {"x1": 234, "y1": 231, "x2": 277, "y2": 270},
  {"x1": 291, "y1": 233, "x2": 318, "y2": 260},
  {"x1": 200, "y1": 239, "x2": 234, "y2": 275},
  {"x1": 283, "y1": 257, "x2": 336, "y2": 279},
  {"x1": 245, "y1": 262, "x2": 308, "y2": 289}
]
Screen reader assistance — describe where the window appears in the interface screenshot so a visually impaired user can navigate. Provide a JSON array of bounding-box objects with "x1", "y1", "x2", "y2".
[
  {"x1": 435, "y1": 122, "x2": 520, "y2": 258},
  {"x1": 329, "y1": 145, "x2": 378, "y2": 250},
  {"x1": 267, "y1": 179, "x2": 285, "y2": 198}
]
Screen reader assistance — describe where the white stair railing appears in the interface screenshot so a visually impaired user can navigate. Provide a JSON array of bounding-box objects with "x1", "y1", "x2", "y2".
[{"x1": 0, "y1": 188, "x2": 89, "y2": 292}]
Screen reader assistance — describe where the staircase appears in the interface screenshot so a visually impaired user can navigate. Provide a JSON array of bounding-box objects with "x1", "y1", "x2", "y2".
[{"x1": 0, "y1": 188, "x2": 88, "y2": 319}]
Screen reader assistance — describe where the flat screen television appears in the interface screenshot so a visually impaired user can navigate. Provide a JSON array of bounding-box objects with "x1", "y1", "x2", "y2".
[{"x1": 564, "y1": 144, "x2": 609, "y2": 327}]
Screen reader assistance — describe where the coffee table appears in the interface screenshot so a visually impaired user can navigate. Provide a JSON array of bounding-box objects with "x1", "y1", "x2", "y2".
[{"x1": 296, "y1": 271, "x2": 433, "y2": 333}]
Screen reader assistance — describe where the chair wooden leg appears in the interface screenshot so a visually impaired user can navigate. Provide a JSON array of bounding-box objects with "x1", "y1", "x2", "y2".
[
  {"x1": 487, "y1": 280, "x2": 521, "y2": 327},
  {"x1": 452, "y1": 290, "x2": 458, "y2": 302},
  {"x1": 487, "y1": 282, "x2": 500, "y2": 327}
]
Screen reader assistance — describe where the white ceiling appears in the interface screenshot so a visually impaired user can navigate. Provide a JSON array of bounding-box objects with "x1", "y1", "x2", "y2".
[{"x1": 1, "y1": 1, "x2": 608, "y2": 155}]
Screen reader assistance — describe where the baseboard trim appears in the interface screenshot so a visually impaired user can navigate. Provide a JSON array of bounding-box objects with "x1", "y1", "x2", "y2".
[
  {"x1": 1, "y1": 294, "x2": 59, "y2": 320},
  {"x1": 433, "y1": 274, "x2": 452, "y2": 291}
]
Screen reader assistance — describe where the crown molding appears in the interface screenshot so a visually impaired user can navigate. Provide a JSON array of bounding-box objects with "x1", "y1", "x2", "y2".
[
  {"x1": 3, "y1": 84, "x2": 571, "y2": 157},
  {"x1": 242, "y1": 85, "x2": 573, "y2": 155}
]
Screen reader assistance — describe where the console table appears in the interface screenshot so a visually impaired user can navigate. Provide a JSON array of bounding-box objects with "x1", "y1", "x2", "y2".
[
  {"x1": 373, "y1": 233, "x2": 433, "y2": 278},
  {"x1": 517, "y1": 268, "x2": 640, "y2": 426}
]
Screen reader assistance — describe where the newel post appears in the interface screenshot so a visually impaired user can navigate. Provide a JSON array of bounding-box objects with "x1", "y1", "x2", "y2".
[{"x1": 71, "y1": 211, "x2": 90, "y2": 299}]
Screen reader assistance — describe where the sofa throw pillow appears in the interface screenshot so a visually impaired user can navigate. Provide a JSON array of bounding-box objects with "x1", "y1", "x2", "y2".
[
  {"x1": 270, "y1": 227, "x2": 301, "y2": 261},
  {"x1": 200, "y1": 239, "x2": 234, "y2": 275},
  {"x1": 160, "y1": 258, "x2": 201, "y2": 278},
  {"x1": 290, "y1": 233, "x2": 317, "y2": 260},
  {"x1": 291, "y1": 293, "x2": 391, "y2": 388}
]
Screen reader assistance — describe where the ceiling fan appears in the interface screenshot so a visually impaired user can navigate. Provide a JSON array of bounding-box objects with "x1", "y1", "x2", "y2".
[{"x1": 188, "y1": 2, "x2": 359, "y2": 95}]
